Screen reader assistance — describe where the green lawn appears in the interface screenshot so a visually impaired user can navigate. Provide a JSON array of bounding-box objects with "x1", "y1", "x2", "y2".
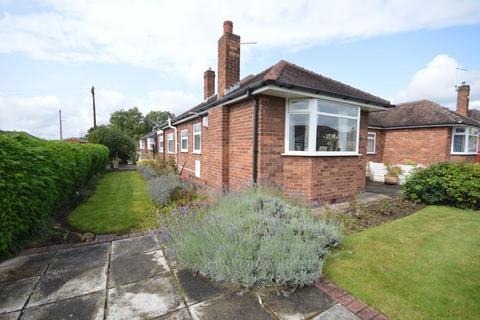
[
  {"x1": 68, "y1": 171, "x2": 153, "y2": 234},
  {"x1": 325, "y1": 206, "x2": 480, "y2": 320}
]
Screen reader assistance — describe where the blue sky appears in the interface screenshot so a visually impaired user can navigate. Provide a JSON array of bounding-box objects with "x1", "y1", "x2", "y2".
[{"x1": 1, "y1": 0, "x2": 480, "y2": 139}]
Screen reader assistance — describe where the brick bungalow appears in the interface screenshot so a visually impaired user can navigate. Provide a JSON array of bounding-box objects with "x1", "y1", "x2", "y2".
[
  {"x1": 144, "y1": 21, "x2": 392, "y2": 204},
  {"x1": 366, "y1": 83, "x2": 480, "y2": 166}
]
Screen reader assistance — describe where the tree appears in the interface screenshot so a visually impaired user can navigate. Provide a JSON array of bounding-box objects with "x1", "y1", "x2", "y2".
[
  {"x1": 109, "y1": 107, "x2": 145, "y2": 141},
  {"x1": 87, "y1": 126, "x2": 136, "y2": 162},
  {"x1": 143, "y1": 110, "x2": 174, "y2": 133}
]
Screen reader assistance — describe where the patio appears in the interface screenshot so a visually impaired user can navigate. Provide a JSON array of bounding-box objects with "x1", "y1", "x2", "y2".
[{"x1": 0, "y1": 234, "x2": 361, "y2": 320}]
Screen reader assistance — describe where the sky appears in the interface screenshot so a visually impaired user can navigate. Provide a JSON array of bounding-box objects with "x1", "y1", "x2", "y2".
[{"x1": 1, "y1": 0, "x2": 480, "y2": 139}]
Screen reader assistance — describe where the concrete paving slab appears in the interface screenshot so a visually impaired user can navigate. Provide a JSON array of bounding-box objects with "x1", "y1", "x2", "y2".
[
  {"x1": 0, "y1": 277, "x2": 38, "y2": 314},
  {"x1": 155, "y1": 308, "x2": 191, "y2": 320},
  {"x1": 163, "y1": 248, "x2": 178, "y2": 270},
  {"x1": 28, "y1": 266, "x2": 107, "y2": 307},
  {"x1": 0, "y1": 312, "x2": 20, "y2": 320},
  {"x1": 21, "y1": 291, "x2": 105, "y2": 320},
  {"x1": 259, "y1": 286, "x2": 334, "y2": 320},
  {"x1": 107, "y1": 274, "x2": 183, "y2": 320},
  {"x1": 174, "y1": 270, "x2": 226, "y2": 305},
  {"x1": 109, "y1": 250, "x2": 170, "y2": 287},
  {"x1": 311, "y1": 304, "x2": 360, "y2": 320},
  {"x1": 189, "y1": 292, "x2": 273, "y2": 320},
  {"x1": 111, "y1": 234, "x2": 159, "y2": 258},
  {"x1": 49, "y1": 243, "x2": 109, "y2": 273},
  {"x1": 0, "y1": 252, "x2": 53, "y2": 283}
]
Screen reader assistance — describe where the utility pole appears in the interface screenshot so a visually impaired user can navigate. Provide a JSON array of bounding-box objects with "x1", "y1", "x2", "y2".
[
  {"x1": 91, "y1": 86, "x2": 97, "y2": 129},
  {"x1": 59, "y1": 109, "x2": 63, "y2": 141}
]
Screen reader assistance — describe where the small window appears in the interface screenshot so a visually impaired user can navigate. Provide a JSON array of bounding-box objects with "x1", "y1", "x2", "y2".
[
  {"x1": 167, "y1": 133, "x2": 174, "y2": 153},
  {"x1": 317, "y1": 100, "x2": 357, "y2": 117},
  {"x1": 180, "y1": 129, "x2": 188, "y2": 152},
  {"x1": 193, "y1": 123, "x2": 201, "y2": 153},
  {"x1": 452, "y1": 127, "x2": 478, "y2": 154},
  {"x1": 139, "y1": 140, "x2": 145, "y2": 149},
  {"x1": 367, "y1": 132, "x2": 376, "y2": 154},
  {"x1": 159, "y1": 135, "x2": 164, "y2": 153}
]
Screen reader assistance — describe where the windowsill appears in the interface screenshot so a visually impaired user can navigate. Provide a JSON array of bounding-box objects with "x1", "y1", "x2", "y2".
[
  {"x1": 451, "y1": 152, "x2": 478, "y2": 155},
  {"x1": 282, "y1": 152, "x2": 362, "y2": 157},
  {"x1": 167, "y1": 151, "x2": 174, "y2": 154},
  {"x1": 366, "y1": 152, "x2": 376, "y2": 155},
  {"x1": 181, "y1": 150, "x2": 188, "y2": 153},
  {"x1": 192, "y1": 151, "x2": 201, "y2": 155}
]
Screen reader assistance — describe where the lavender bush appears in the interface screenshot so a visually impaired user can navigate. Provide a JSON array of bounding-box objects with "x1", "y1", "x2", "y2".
[{"x1": 162, "y1": 188, "x2": 342, "y2": 288}]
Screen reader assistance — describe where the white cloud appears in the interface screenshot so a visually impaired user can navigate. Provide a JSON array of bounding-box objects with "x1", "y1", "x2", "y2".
[
  {"x1": 1, "y1": 0, "x2": 479, "y2": 82},
  {"x1": 0, "y1": 87, "x2": 197, "y2": 139},
  {"x1": 395, "y1": 54, "x2": 480, "y2": 110}
]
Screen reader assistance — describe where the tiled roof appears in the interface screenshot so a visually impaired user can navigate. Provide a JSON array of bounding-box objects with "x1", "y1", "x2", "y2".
[
  {"x1": 167, "y1": 60, "x2": 390, "y2": 126},
  {"x1": 369, "y1": 99, "x2": 480, "y2": 128},
  {"x1": 469, "y1": 109, "x2": 480, "y2": 122}
]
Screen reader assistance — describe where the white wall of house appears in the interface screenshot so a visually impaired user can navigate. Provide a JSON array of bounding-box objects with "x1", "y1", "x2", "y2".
[{"x1": 367, "y1": 161, "x2": 420, "y2": 184}]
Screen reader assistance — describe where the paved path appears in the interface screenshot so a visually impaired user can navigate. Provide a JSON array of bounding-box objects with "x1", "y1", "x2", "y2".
[{"x1": 0, "y1": 234, "x2": 361, "y2": 320}]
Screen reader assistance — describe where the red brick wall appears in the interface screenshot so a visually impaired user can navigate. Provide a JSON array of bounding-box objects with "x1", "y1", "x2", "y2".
[
  {"x1": 374, "y1": 127, "x2": 476, "y2": 165},
  {"x1": 228, "y1": 100, "x2": 254, "y2": 191},
  {"x1": 258, "y1": 95, "x2": 285, "y2": 186},
  {"x1": 204, "y1": 106, "x2": 230, "y2": 191}
]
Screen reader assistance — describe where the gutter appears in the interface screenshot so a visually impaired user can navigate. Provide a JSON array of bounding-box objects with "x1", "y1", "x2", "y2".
[
  {"x1": 252, "y1": 93, "x2": 259, "y2": 184},
  {"x1": 166, "y1": 118, "x2": 178, "y2": 163}
]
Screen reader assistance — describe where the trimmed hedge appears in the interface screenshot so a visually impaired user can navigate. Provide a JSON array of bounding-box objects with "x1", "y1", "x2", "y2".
[
  {"x1": 403, "y1": 162, "x2": 480, "y2": 210},
  {"x1": 0, "y1": 132, "x2": 109, "y2": 255}
]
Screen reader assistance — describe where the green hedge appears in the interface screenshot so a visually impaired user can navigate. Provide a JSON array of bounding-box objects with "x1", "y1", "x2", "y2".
[
  {"x1": 0, "y1": 132, "x2": 109, "y2": 255},
  {"x1": 403, "y1": 162, "x2": 480, "y2": 210}
]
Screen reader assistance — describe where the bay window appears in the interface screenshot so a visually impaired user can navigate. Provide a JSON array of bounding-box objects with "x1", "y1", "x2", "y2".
[
  {"x1": 193, "y1": 123, "x2": 201, "y2": 153},
  {"x1": 367, "y1": 132, "x2": 376, "y2": 154},
  {"x1": 451, "y1": 127, "x2": 478, "y2": 154},
  {"x1": 286, "y1": 98, "x2": 360, "y2": 155},
  {"x1": 167, "y1": 133, "x2": 174, "y2": 153},
  {"x1": 181, "y1": 129, "x2": 188, "y2": 152}
]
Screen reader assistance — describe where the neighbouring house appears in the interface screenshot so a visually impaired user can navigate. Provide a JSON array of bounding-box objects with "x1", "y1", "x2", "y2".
[
  {"x1": 366, "y1": 83, "x2": 480, "y2": 166},
  {"x1": 138, "y1": 131, "x2": 157, "y2": 159},
  {"x1": 143, "y1": 21, "x2": 391, "y2": 204},
  {"x1": 64, "y1": 137, "x2": 88, "y2": 144}
]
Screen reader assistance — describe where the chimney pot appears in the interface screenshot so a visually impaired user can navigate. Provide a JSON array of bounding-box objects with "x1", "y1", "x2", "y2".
[{"x1": 223, "y1": 20, "x2": 233, "y2": 34}]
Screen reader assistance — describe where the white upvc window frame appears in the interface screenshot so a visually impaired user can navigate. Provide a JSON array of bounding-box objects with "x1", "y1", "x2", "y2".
[
  {"x1": 367, "y1": 132, "x2": 376, "y2": 154},
  {"x1": 284, "y1": 98, "x2": 361, "y2": 156},
  {"x1": 158, "y1": 135, "x2": 164, "y2": 153},
  {"x1": 180, "y1": 129, "x2": 188, "y2": 152},
  {"x1": 139, "y1": 140, "x2": 145, "y2": 150},
  {"x1": 193, "y1": 123, "x2": 202, "y2": 154},
  {"x1": 147, "y1": 137, "x2": 155, "y2": 150},
  {"x1": 451, "y1": 126, "x2": 479, "y2": 155},
  {"x1": 167, "y1": 133, "x2": 174, "y2": 154}
]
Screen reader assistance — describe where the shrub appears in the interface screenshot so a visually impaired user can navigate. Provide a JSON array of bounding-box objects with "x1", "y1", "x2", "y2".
[
  {"x1": 87, "y1": 125, "x2": 135, "y2": 162},
  {"x1": 0, "y1": 132, "x2": 109, "y2": 256},
  {"x1": 162, "y1": 188, "x2": 342, "y2": 288},
  {"x1": 403, "y1": 162, "x2": 480, "y2": 209},
  {"x1": 137, "y1": 158, "x2": 177, "y2": 178},
  {"x1": 148, "y1": 174, "x2": 184, "y2": 206}
]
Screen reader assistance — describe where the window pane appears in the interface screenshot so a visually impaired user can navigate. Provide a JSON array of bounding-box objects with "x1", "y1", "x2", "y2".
[
  {"x1": 469, "y1": 127, "x2": 478, "y2": 135},
  {"x1": 453, "y1": 134, "x2": 465, "y2": 152},
  {"x1": 181, "y1": 130, "x2": 188, "y2": 138},
  {"x1": 468, "y1": 134, "x2": 478, "y2": 152},
  {"x1": 193, "y1": 124, "x2": 201, "y2": 133},
  {"x1": 367, "y1": 139, "x2": 375, "y2": 153},
  {"x1": 316, "y1": 115, "x2": 357, "y2": 152},
  {"x1": 289, "y1": 114, "x2": 309, "y2": 151},
  {"x1": 182, "y1": 139, "x2": 187, "y2": 150},
  {"x1": 317, "y1": 100, "x2": 357, "y2": 117},
  {"x1": 289, "y1": 100, "x2": 309, "y2": 112},
  {"x1": 454, "y1": 128, "x2": 466, "y2": 133},
  {"x1": 194, "y1": 134, "x2": 201, "y2": 151}
]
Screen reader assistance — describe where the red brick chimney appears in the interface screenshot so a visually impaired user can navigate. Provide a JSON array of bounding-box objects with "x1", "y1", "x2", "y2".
[
  {"x1": 203, "y1": 68, "x2": 215, "y2": 99},
  {"x1": 218, "y1": 20, "x2": 240, "y2": 98},
  {"x1": 456, "y1": 82, "x2": 470, "y2": 116}
]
